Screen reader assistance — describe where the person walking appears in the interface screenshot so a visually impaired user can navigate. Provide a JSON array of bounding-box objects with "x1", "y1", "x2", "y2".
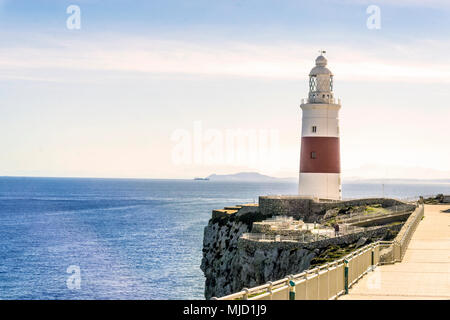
[{"x1": 334, "y1": 224, "x2": 340, "y2": 236}]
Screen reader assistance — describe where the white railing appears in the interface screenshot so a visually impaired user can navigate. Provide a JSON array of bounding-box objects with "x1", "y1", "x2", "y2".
[
  {"x1": 215, "y1": 241, "x2": 382, "y2": 300},
  {"x1": 300, "y1": 97, "x2": 341, "y2": 105},
  {"x1": 392, "y1": 204, "x2": 424, "y2": 262},
  {"x1": 241, "y1": 224, "x2": 365, "y2": 244},
  {"x1": 214, "y1": 204, "x2": 424, "y2": 300},
  {"x1": 241, "y1": 232, "x2": 328, "y2": 243}
]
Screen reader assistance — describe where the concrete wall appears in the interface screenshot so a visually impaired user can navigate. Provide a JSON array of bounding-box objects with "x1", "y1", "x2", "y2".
[
  {"x1": 259, "y1": 196, "x2": 312, "y2": 219},
  {"x1": 351, "y1": 212, "x2": 412, "y2": 227},
  {"x1": 259, "y1": 196, "x2": 411, "y2": 222}
]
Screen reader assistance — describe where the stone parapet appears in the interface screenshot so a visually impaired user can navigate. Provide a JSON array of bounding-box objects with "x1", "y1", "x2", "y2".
[{"x1": 258, "y1": 196, "x2": 414, "y2": 222}]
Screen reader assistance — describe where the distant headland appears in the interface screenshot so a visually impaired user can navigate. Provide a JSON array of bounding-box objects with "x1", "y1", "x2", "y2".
[
  {"x1": 204, "y1": 172, "x2": 296, "y2": 182},
  {"x1": 194, "y1": 172, "x2": 450, "y2": 184}
]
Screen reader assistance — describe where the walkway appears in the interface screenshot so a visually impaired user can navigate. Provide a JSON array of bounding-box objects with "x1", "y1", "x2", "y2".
[{"x1": 340, "y1": 204, "x2": 450, "y2": 300}]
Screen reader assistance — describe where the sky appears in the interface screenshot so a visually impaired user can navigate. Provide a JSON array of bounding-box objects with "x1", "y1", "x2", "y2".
[{"x1": 0, "y1": 0, "x2": 449, "y2": 180}]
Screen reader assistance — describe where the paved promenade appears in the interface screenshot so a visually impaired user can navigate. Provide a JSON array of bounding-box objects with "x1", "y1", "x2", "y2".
[{"x1": 340, "y1": 204, "x2": 450, "y2": 300}]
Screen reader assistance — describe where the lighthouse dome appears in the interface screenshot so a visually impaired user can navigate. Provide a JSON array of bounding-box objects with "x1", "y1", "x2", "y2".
[
  {"x1": 316, "y1": 55, "x2": 327, "y2": 67},
  {"x1": 309, "y1": 55, "x2": 333, "y2": 76}
]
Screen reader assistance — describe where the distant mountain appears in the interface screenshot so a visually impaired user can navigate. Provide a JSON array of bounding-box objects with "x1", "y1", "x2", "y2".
[{"x1": 206, "y1": 172, "x2": 296, "y2": 182}]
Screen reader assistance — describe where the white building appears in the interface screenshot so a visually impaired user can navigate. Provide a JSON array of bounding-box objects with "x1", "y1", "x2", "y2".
[{"x1": 298, "y1": 53, "x2": 342, "y2": 200}]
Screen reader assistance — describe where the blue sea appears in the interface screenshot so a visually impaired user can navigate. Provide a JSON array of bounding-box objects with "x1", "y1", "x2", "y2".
[{"x1": 0, "y1": 177, "x2": 449, "y2": 300}]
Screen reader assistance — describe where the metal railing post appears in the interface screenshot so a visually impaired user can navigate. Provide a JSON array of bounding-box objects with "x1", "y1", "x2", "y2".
[
  {"x1": 242, "y1": 288, "x2": 249, "y2": 300},
  {"x1": 316, "y1": 268, "x2": 320, "y2": 299},
  {"x1": 304, "y1": 271, "x2": 309, "y2": 299},
  {"x1": 371, "y1": 248, "x2": 375, "y2": 271},
  {"x1": 344, "y1": 259, "x2": 349, "y2": 294},
  {"x1": 326, "y1": 263, "x2": 330, "y2": 299},
  {"x1": 267, "y1": 281, "x2": 273, "y2": 300},
  {"x1": 288, "y1": 276, "x2": 295, "y2": 300}
]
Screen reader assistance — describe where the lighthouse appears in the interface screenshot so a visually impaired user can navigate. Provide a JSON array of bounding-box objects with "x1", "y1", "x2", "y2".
[{"x1": 298, "y1": 52, "x2": 342, "y2": 200}]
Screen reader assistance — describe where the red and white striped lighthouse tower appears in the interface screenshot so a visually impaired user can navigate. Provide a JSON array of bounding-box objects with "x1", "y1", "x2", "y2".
[{"x1": 299, "y1": 52, "x2": 342, "y2": 200}]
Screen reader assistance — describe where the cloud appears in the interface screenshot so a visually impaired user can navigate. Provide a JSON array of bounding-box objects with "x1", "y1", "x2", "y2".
[{"x1": 1, "y1": 32, "x2": 450, "y2": 84}]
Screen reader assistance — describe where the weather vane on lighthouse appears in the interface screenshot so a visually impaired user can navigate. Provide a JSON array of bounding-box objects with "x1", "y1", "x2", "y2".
[{"x1": 319, "y1": 50, "x2": 326, "y2": 55}]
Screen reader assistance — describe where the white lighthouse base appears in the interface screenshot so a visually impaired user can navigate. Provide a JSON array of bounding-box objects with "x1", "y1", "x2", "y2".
[{"x1": 298, "y1": 173, "x2": 342, "y2": 201}]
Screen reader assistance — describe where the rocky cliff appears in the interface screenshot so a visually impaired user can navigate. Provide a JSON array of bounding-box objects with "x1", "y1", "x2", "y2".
[{"x1": 200, "y1": 206, "x2": 261, "y2": 300}]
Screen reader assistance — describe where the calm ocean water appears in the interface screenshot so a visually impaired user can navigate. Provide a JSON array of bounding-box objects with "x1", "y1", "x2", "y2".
[{"x1": 0, "y1": 177, "x2": 449, "y2": 300}]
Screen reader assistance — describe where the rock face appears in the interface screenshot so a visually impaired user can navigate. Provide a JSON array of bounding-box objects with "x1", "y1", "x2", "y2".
[
  {"x1": 200, "y1": 218, "x2": 251, "y2": 299},
  {"x1": 234, "y1": 242, "x2": 316, "y2": 291},
  {"x1": 201, "y1": 197, "x2": 411, "y2": 299},
  {"x1": 200, "y1": 213, "x2": 317, "y2": 299}
]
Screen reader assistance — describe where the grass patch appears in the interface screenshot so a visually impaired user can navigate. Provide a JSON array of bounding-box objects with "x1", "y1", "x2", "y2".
[
  {"x1": 310, "y1": 244, "x2": 357, "y2": 266},
  {"x1": 363, "y1": 206, "x2": 389, "y2": 215}
]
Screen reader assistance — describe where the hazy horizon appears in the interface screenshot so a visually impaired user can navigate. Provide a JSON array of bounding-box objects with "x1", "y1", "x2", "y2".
[{"x1": 2, "y1": 171, "x2": 450, "y2": 182}]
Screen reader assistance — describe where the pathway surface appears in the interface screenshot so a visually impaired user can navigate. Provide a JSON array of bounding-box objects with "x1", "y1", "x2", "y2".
[{"x1": 340, "y1": 204, "x2": 450, "y2": 300}]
